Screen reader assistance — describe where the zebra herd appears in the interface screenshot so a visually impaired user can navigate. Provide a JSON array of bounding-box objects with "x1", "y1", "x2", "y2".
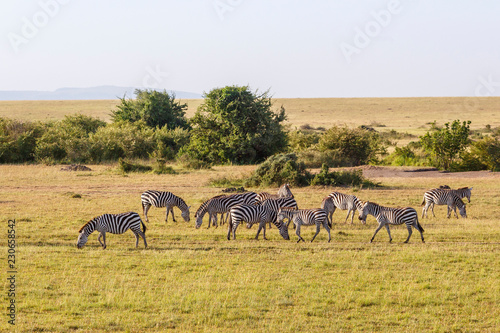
[{"x1": 76, "y1": 184, "x2": 472, "y2": 248}]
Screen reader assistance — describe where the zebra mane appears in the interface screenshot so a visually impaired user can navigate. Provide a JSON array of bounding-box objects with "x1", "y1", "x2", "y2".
[
  {"x1": 195, "y1": 195, "x2": 226, "y2": 216},
  {"x1": 457, "y1": 187, "x2": 469, "y2": 190},
  {"x1": 79, "y1": 217, "x2": 98, "y2": 233}
]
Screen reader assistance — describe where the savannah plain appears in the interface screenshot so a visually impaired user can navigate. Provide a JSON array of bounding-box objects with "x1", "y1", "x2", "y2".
[{"x1": 1, "y1": 97, "x2": 499, "y2": 332}]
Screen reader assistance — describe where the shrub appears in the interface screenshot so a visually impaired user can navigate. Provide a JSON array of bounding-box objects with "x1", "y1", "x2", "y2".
[
  {"x1": 245, "y1": 153, "x2": 310, "y2": 187},
  {"x1": 184, "y1": 86, "x2": 287, "y2": 165},
  {"x1": 117, "y1": 158, "x2": 153, "y2": 173},
  {"x1": 0, "y1": 118, "x2": 44, "y2": 163},
  {"x1": 153, "y1": 126, "x2": 190, "y2": 161},
  {"x1": 310, "y1": 164, "x2": 378, "y2": 188},
  {"x1": 315, "y1": 126, "x2": 385, "y2": 167},
  {"x1": 470, "y1": 136, "x2": 500, "y2": 171},
  {"x1": 288, "y1": 130, "x2": 320, "y2": 153},
  {"x1": 111, "y1": 89, "x2": 189, "y2": 130}
]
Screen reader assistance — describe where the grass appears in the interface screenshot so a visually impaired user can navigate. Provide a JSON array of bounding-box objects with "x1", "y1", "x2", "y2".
[{"x1": 0, "y1": 164, "x2": 499, "y2": 332}]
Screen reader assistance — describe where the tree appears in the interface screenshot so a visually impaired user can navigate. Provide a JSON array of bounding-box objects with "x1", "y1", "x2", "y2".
[
  {"x1": 420, "y1": 120, "x2": 471, "y2": 170},
  {"x1": 182, "y1": 86, "x2": 287, "y2": 165},
  {"x1": 111, "y1": 89, "x2": 189, "y2": 130}
]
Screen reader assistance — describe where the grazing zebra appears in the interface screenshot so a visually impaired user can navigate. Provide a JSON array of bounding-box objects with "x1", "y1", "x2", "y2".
[
  {"x1": 255, "y1": 183, "x2": 294, "y2": 203},
  {"x1": 195, "y1": 194, "x2": 249, "y2": 229},
  {"x1": 141, "y1": 190, "x2": 191, "y2": 223},
  {"x1": 228, "y1": 204, "x2": 290, "y2": 240},
  {"x1": 321, "y1": 192, "x2": 364, "y2": 226},
  {"x1": 218, "y1": 192, "x2": 258, "y2": 225},
  {"x1": 421, "y1": 191, "x2": 467, "y2": 219},
  {"x1": 277, "y1": 207, "x2": 330, "y2": 243},
  {"x1": 77, "y1": 212, "x2": 147, "y2": 249},
  {"x1": 247, "y1": 196, "x2": 299, "y2": 229},
  {"x1": 358, "y1": 202, "x2": 425, "y2": 243}
]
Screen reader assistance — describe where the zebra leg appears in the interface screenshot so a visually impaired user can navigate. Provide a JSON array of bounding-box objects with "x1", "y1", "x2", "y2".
[
  {"x1": 170, "y1": 206, "x2": 176, "y2": 222},
  {"x1": 98, "y1": 233, "x2": 104, "y2": 247},
  {"x1": 295, "y1": 224, "x2": 304, "y2": 243},
  {"x1": 327, "y1": 213, "x2": 332, "y2": 229},
  {"x1": 310, "y1": 223, "x2": 321, "y2": 243},
  {"x1": 101, "y1": 232, "x2": 107, "y2": 249},
  {"x1": 143, "y1": 204, "x2": 151, "y2": 222},
  {"x1": 422, "y1": 203, "x2": 430, "y2": 218},
  {"x1": 384, "y1": 225, "x2": 393, "y2": 243},
  {"x1": 323, "y1": 219, "x2": 331, "y2": 243},
  {"x1": 345, "y1": 209, "x2": 352, "y2": 224},
  {"x1": 404, "y1": 224, "x2": 413, "y2": 243},
  {"x1": 414, "y1": 219, "x2": 425, "y2": 243},
  {"x1": 370, "y1": 223, "x2": 385, "y2": 243},
  {"x1": 452, "y1": 205, "x2": 459, "y2": 219},
  {"x1": 256, "y1": 221, "x2": 267, "y2": 240},
  {"x1": 227, "y1": 220, "x2": 232, "y2": 240},
  {"x1": 430, "y1": 203, "x2": 436, "y2": 217}
]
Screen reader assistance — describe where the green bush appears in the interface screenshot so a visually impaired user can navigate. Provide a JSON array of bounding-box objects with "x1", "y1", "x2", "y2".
[
  {"x1": 245, "y1": 153, "x2": 310, "y2": 187},
  {"x1": 310, "y1": 164, "x2": 378, "y2": 188},
  {"x1": 471, "y1": 136, "x2": 500, "y2": 171},
  {"x1": 88, "y1": 121, "x2": 155, "y2": 162},
  {"x1": 288, "y1": 130, "x2": 320, "y2": 152},
  {"x1": 153, "y1": 126, "x2": 190, "y2": 161},
  {"x1": 0, "y1": 118, "x2": 44, "y2": 163},
  {"x1": 315, "y1": 126, "x2": 385, "y2": 167},
  {"x1": 117, "y1": 158, "x2": 153, "y2": 173}
]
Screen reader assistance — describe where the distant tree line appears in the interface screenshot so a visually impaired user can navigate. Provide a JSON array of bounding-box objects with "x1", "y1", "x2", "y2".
[{"x1": 1, "y1": 86, "x2": 498, "y2": 172}]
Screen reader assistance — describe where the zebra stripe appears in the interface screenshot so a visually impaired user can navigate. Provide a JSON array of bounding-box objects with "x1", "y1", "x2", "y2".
[
  {"x1": 77, "y1": 212, "x2": 147, "y2": 249},
  {"x1": 141, "y1": 190, "x2": 191, "y2": 223},
  {"x1": 358, "y1": 202, "x2": 425, "y2": 243},
  {"x1": 228, "y1": 203, "x2": 290, "y2": 240},
  {"x1": 195, "y1": 193, "x2": 257, "y2": 229},
  {"x1": 321, "y1": 192, "x2": 364, "y2": 226},
  {"x1": 247, "y1": 197, "x2": 299, "y2": 229},
  {"x1": 277, "y1": 207, "x2": 330, "y2": 243},
  {"x1": 255, "y1": 183, "x2": 294, "y2": 203},
  {"x1": 421, "y1": 190, "x2": 467, "y2": 219}
]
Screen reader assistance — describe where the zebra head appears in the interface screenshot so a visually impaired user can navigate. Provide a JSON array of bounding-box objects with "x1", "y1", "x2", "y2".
[
  {"x1": 195, "y1": 214, "x2": 203, "y2": 229},
  {"x1": 465, "y1": 187, "x2": 472, "y2": 203},
  {"x1": 76, "y1": 232, "x2": 88, "y2": 249},
  {"x1": 182, "y1": 206, "x2": 191, "y2": 222},
  {"x1": 358, "y1": 201, "x2": 370, "y2": 223},
  {"x1": 277, "y1": 221, "x2": 290, "y2": 240},
  {"x1": 458, "y1": 203, "x2": 467, "y2": 218}
]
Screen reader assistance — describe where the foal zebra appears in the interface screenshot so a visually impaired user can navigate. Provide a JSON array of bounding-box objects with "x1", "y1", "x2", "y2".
[
  {"x1": 277, "y1": 207, "x2": 330, "y2": 243},
  {"x1": 195, "y1": 192, "x2": 257, "y2": 229},
  {"x1": 77, "y1": 212, "x2": 147, "y2": 249},
  {"x1": 421, "y1": 191, "x2": 467, "y2": 219},
  {"x1": 255, "y1": 183, "x2": 294, "y2": 203},
  {"x1": 321, "y1": 192, "x2": 364, "y2": 226},
  {"x1": 228, "y1": 204, "x2": 290, "y2": 240},
  {"x1": 141, "y1": 190, "x2": 191, "y2": 223},
  {"x1": 358, "y1": 202, "x2": 425, "y2": 243}
]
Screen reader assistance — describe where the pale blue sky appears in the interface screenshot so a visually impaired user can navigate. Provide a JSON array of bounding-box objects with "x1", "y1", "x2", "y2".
[{"x1": 1, "y1": 0, "x2": 499, "y2": 97}]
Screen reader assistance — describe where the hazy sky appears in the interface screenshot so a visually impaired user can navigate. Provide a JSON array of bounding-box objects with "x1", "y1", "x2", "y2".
[{"x1": 1, "y1": 0, "x2": 499, "y2": 97}]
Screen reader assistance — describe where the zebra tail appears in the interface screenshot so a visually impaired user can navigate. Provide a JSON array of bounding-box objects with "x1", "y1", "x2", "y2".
[
  {"x1": 141, "y1": 220, "x2": 147, "y2": 234},
  {"x1": 416, "y1": 218, "x2": 424, "y2": 233},
  {"x1": 420, "y1": 198, "x2": 425, "y2": 206}
]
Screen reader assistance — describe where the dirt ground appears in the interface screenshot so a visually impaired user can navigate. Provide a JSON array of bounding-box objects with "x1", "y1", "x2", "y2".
[{"x1": 356, "y1": 165, "x2": 499, "y2": 179}]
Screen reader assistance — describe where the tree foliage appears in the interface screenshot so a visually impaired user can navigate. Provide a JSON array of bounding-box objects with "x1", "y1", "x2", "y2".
[
  {"x1": 420, "y1": 120, "x2": 471, "y2": 170},
  {"x1": 111, "y1": 89, "x2": 189, "y2": 130},
  {"x1": 183, "y1": 86, "x2": 287, "y2": 164}
]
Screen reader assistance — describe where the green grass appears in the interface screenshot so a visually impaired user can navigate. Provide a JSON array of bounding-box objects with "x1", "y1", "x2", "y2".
[{"x1": 0, "y1": 164, "x2": 499, "y2": 332}]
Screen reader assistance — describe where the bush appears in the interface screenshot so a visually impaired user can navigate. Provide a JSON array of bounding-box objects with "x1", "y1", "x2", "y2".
[
  {"x1": 153, "y1": 126, "x2": 190, "y2": 161},
  {"x1": 118, "y1": 159, "x2": 153, "y2": 173},
  {"x1": 0, "y1": 118, "x2": 44, "y2": 163},
  {"x1": 245, "y1": 153, "x2": 310, "y2": 187},
  {"x1": 111, "y1": 89, "x2": 189, "y2": 130},
  {"x1": 184, "y1": 86, "x2": 287, "y2": 165},
  {"x1": 88, "y1": 121, "x2": 155, "y2": 162},
  {"x1": 469, "y1": 136, "x2": 500, "y2": 171},
  {"x1": 314, "y1": 126, "x2": 385, "y2": 167},
  {"x1": 310, "y1": 164, "x2": 378, "y2": 187},
  {"x1": 288, "y1": 130, "x2": 320, "y2": 153}
]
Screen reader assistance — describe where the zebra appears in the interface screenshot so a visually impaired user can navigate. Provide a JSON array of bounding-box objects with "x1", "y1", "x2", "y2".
[
  {"x1": 321, "y1": 192, "x2": 364, "y2": 226},
  {"x1": 195, "y1": 194, "x2": 251, "y2": 229},
  {"x1": 227, "y1": 203, "x2": 290, "y2": 241},
  {"x1": 77, "y1": 212, "x2": 147, "y2": 249},
  {"x1": 358, "y1": 201, "x2": 425, "y2": 243},
  {"x1": 421, "y1": 191, "x2": 467, "y2": 219},
  {"x1": 277, "y1": 207, "x2": 330, "y2": 243},
  {"x1": 255, "y1": 183, "x2": 294, "y2": 203},
  {"x1": 141, "y1": 190, "x2": 191, "y2": 223},
  {"x1": 422, "y1": 187, "x2": 472, "y2": 216},
  {"x1": 218, "y1": 192, "x2": 258, "y2": 225},
  {"x1": 247, "y1": 196, "x2": 299, "y2": 229}
]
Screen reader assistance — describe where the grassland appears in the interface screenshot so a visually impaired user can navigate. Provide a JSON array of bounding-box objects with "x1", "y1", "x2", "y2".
[
  {"x1": 0, "y1": 97, "x2": 499, "y2": 332},
  {"x1": 0, "y1": 163, "x2": 499, "y2": 332},
  {"x1": 1, "y1": 97, "x2": 500, "y2": 137}
]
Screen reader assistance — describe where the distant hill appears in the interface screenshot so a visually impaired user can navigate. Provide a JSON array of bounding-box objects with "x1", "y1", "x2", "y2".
[{"x1": 0, "y1": 86, "x2": 202, "y2": 100}]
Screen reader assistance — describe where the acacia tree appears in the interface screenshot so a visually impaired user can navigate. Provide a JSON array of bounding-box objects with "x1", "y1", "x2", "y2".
[
  {"x1": 420, "y1": 120, "x2": 471, "y2": 170},
  {"x1": 182, "y1": 86, "x2": 287, "y2": 165},
  {"x1": 111, "y1": 89, "x2": 189, "y2": 130}
]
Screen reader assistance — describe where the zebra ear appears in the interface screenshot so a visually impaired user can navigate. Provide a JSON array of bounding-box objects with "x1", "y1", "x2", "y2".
[
  {"x1": 469, "y1": 187, "x2": 473, "y2": 191},
  {"x1": 188, "y1": 206, "x2": 191, "y2": 209}
]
